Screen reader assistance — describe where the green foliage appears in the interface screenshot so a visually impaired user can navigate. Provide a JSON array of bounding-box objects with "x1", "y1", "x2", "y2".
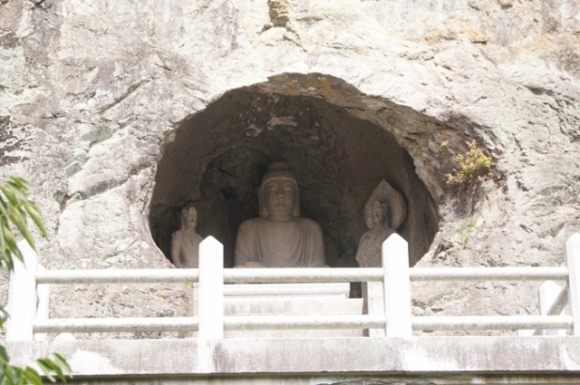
[
  {"x1": 0, "y1": 306, "x2": 8, "y2": 330},
  {"x1": 0, "y1": 177, "x2": 71, "y2": 384},
  {"x1": 446, "y1": 141, "x2": 493, "y2": 185},
  {"x1": 1, "y1": 351, "x2": 71, "y2": 385},
  {"x1": 456, "y1": 215, "x2": 479, "y2": 247},
  {"x1": 0, "y1": 177, "x2": 47, "y2": 270}
]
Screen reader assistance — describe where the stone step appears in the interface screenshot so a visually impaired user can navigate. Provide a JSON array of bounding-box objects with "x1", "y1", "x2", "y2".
[
  {"x1": 224, "y1": 297, "x2": 363, "y2": 316},
  {"x1": 223, "y1": 282, "x2": 351, "y2": 299},
  {"x1": 194, "y1": 282, "x2": 365, "y2": 337}
]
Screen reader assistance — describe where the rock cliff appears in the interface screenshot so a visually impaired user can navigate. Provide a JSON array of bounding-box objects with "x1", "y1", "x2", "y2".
[{"x1": 0, "y1": 0, "x2": 579, "y2": 338}]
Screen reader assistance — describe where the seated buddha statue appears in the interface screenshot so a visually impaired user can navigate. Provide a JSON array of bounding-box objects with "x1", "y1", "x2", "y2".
[{"x1": 234, "y1": 162, "x2": 326, "y2": 268}]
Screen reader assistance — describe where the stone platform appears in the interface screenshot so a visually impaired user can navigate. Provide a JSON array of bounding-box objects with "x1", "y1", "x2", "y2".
[{"x1": 7, "y1": 337, "x2": 580, "y2": 384}]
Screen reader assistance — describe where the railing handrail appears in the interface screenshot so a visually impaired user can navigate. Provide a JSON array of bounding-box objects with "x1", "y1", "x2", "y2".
[
  {"x1": 30, "y1": 314, "x2": 575, "y2": 334},
  {"x1": 413, "y1": 315, "x2": 573, "y2": 331},
  {"x1": 34, "y1": 266, "x2": 569, "y2": 285},
  {"x1": 411, "y1": 266, "x2": 568, "y2": 281},
  {"x1": 33, "y1": 317, "x2": 200, "y2": 333},
  {"x1": 35, "y1": 269, "x2": 201, "y2": 284}
]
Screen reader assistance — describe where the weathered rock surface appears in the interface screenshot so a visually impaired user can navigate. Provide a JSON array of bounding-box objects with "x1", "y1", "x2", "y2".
[{"x1": 0, "y1": 0, "x2": 579, "y2": 338}]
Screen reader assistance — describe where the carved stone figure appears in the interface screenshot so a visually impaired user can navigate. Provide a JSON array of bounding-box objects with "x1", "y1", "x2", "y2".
[
  {"x1": 355, "y1": 180, "x2": 407, "y2": 268},
  {"x1": 234, "y1": 162, "x2": 326, "y2": 268},
  {"x1": 171, "y1": 205, "x2": 203, "y2": 268}
]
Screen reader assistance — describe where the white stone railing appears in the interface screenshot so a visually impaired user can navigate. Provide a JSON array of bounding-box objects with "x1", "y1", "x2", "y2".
[{"x1": 6, "y1": 233, "x2": 580, "y2": 341}]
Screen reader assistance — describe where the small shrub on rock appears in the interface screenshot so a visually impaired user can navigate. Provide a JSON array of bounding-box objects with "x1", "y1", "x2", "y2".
[{"x1": 447, "y1": 141, "x2": 493, "y2": 185}]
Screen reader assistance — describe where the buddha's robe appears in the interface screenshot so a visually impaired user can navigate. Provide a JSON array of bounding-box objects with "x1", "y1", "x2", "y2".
[
  {"x1": 355, "y1": 227, "x2": 394, "y2": 268},
  {"x1": 234, "y1": 217, "x2": 325, "y2": 267},
  {"x1": 171, "y1": 230, "x2": 203, "y2": 268}
]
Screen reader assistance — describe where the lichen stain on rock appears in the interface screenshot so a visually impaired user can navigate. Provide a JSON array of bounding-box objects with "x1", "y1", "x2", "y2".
[
  {"x1": 0, "y1": 28, "x2": 18, "y2": 49},
  {"x1": 424, "y1": 19, "x2": 488, "y2": 44},
  {"x1": 268, "y1": 0, "x2": 290, "y2": 28},
  {"x1": 0, "y1": 116, "x2": 27, "y2": 166},
  {"x1": 280, "y1": 75, "x2": 340, "y2": 101}
]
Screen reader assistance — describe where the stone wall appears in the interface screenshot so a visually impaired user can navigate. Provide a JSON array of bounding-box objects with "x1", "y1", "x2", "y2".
[{"x1": 0, "y1": 0, "x2": 579, "y2": 338}]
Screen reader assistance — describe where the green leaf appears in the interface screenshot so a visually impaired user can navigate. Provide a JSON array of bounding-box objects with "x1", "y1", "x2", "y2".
[
  {"x1": 12, "y1": 369, "x2": 23, "y2": 385},
  {"x1": 8, "y1": 177, "x2": 29, "y2": 191},
  {"x1": 51, "y1": 354, "x2": 71, "y2": 375},
  {"x1": 36, "y1": 360, "x2": 55, "y2": 382},
  {"x1": 0, "y1": 186, "x2": 19, "y2": 207},
  {"x1": 1, "y1": 366, "x2": 13, "y2": 385},
  {"x1": 3, "y1": 224, "x2": 22, "y2": 262},
  {"x1": 0, "y1": 373, "x2": 8, "y2": 385},
  {"x1": 0, "y1": 345, "x2": 9, "y2": 363},
  {"x1": 0, "y1": 195, "x2": 8, "y2": 214},
  {"x1": 23, "y1": 367, "x2": 42, "y2": 385},
  {"x1": 0, "y1": 219, "x2": 7, "y2": 259},
  {"x1": 6, "y1": 183, "x2": 27, "y2": 202},
  {"x1": 23, "y1": 204, "x2": 47, "y2": 240},
  {"x1": 1, "y1": 248, "x2": 14, "y2": 271},
  {"x1": 7, "y1": 367, "x2": 18, "y2": 385},
  {"x1": 48, "y1": 362, "x2": 65, "y2": 383},
  {"x1": 0, "y1": 216, "x2": 14, "y2": 271},
  {"x1": 7, "y1": 208, "x2": 34, "y2": 252},
  {"x1": 38, "y1": 358, "x2": 68, "y2": 382},
  {"x1": 0, "y1": 305, "x2": 9, "y2": 330}
]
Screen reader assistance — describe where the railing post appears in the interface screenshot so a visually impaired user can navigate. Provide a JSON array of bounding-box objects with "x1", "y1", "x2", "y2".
[
  {"x1": 566, "y1": 233, "x2": 580, "y2": 336},
  {"x1": 198, "y1": 236, "x2": 224, "y2": 339},
  {"x1": 6, "y1": 241, "x2": 38, "y2": 341},
  {"x1": 382, "y1": 234, "x2": 412, "y2": 337}
]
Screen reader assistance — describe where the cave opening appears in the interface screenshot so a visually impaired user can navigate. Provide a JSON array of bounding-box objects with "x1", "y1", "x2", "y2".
[{"x1": 149, "y1": 86, "x2": 438, "y2": 270}]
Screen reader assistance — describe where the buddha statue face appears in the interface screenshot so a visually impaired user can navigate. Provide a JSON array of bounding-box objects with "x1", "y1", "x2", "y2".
[
  {"x1": 263, "y1": 178, "x2": 297, "y2": 218},
  {"x1": 258, "y1": 163, "x2": 300, "y2": 219},
  {"x1": 181, "y1": 206, "x2": 198, "y2": 230}
]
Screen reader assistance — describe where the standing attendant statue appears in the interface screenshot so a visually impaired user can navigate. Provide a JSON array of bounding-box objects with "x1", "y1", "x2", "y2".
[
  {"x1": 355, "y1": 180, "x2": 407, "y2": 268},
  {"x1": 234, "y1": 162, "x2": 326, "y2": 268},
  {"x1": 171, "y1": 205, "x2": 203, "y2": 268}
]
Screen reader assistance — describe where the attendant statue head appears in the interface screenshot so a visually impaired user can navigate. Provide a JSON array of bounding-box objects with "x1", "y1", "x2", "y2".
[
  {"x1": 370, "y1": 201, "x2": 390, "y2": 230},
  {"x1": 258, "y1": 162, "x2": 300, "y2": 220},
  {"x1": 180, "y1": 205, "x2": 198, "y2": 231},
  {"x1": 363, "y1": 180, "x2": 407, "y2": 231}
]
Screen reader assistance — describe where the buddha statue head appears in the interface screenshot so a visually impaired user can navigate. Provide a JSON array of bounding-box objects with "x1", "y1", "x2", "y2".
[
  {"x1": 180, "y1": 204, "x2": 198, "y2": 231},
  {"x1": 258, "y1": 162, "x2": 300, "y2": 220}
]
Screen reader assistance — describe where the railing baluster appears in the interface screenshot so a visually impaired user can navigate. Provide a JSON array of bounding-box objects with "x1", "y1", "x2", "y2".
[
  {"x1": 538, "y1": 281, "x2": 566, "y2": 336},
  {"x1": 566, "y1": 233, "x2": 580, "y2": 336},
  {"x1": 198, "y1": 236, "x2": 224, "y2": 339},
  {"x1": 366, "y1": 281, "x2": 385, "y2": 337},
  {"x1": 382, "y1": 234, "x2": 412, "y2": 337},
  {"x1": 35, "y1": 265, "x2": 50, "y2": 341}
]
